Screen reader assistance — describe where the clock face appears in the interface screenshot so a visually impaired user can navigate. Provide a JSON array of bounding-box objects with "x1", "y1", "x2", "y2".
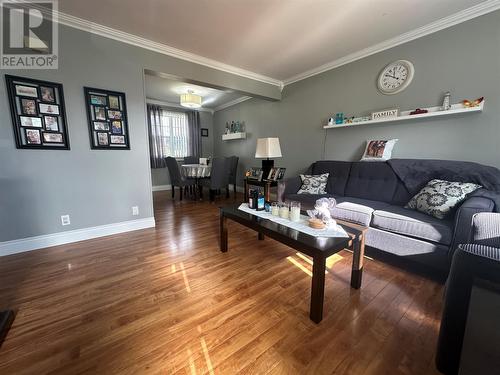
[{"x1": 377, "y1": 60, "x2": 414, "y2": 95}]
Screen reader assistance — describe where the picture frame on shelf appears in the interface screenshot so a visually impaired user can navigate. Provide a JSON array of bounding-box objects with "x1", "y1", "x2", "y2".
[
  {"x1": 246, "y1": 167, "x2": 264, "y2": 181},
  {"x1": 84, "y1": 87, "x2": 130, "y2": 150},
  {"x1": 5, "y1": 75, "x2": 70, "y2": 150}
]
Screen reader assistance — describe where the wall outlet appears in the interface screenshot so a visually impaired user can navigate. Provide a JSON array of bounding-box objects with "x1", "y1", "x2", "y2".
[
  {"x1": 61, "y1": 215, "x2": 71, "y2": 226},
  {"x1": 132, "y1": 206, "x2": 139, "y2": 216}
]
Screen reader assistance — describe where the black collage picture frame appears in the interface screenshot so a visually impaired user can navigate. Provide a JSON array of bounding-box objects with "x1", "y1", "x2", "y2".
[
  {"x1": 84, "y1": 87, "x2": 130, "y2": 150},
  {"x1": 5, "y1": 75, "x2": 70, "y2": 150}
]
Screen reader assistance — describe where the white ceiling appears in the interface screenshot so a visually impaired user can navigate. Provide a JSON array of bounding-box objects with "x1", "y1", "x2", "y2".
[
  {"x1": 58, "y1": 0, "x2": 494, "y2": 83},
  {"x1": 144, "y1": 74, "x2": 244, "y2": 110}
]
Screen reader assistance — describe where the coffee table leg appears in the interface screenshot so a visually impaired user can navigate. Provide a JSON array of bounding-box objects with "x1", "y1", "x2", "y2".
[
  {"x1": 310, "y1": 256, "x2": 326, "y2": 323},
  {"x1": 258, "y1": 232, "x2": 265, "y2": 241},
  {"x1": 220, "y1": 213, "x2": 228, "y2": 252},
  {"x1": 350, "y1": 233, "x2": 365, "y2": 289}
]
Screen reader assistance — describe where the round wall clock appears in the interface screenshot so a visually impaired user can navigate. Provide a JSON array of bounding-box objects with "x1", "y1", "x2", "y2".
[{"x1": 377, "y1": 60, "x2": 414, "y2": 95}]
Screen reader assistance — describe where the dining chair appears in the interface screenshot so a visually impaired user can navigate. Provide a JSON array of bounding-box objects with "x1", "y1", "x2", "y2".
[
  {"x1": 200, "y1": 157, "x2": 229, "y2": 202},
  {"x1": 165, "y1": 156, "x2": 195, "y2": 201},
  {"x1": 226, "y1": 156, "x2": 239, "y2": 198}
]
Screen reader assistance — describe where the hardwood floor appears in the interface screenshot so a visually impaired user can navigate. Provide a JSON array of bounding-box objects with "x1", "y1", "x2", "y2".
[{"x1": 0, "y1": 191, "x2": 443, "y2": 374}]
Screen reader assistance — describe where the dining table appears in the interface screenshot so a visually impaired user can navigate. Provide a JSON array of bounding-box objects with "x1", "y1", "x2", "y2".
[{"x1": 181, "y1": 164, "x2": 212, "y2": 199}]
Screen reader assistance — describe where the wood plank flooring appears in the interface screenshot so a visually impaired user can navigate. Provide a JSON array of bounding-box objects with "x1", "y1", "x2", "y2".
[{"x1": 0, "y1": 191, "x2": 443, "y2": 374}]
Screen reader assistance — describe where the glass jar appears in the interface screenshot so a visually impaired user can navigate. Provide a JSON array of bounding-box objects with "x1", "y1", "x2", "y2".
[
  {"x1": 290, "y1": 201, "x2": 301, "y2": 222},
  {"x1": 279, "y1": 202, "x2": 290, "y2": 219},
  {"x1": 271, "y1": 202, "x2": 280, "y2": 216}
]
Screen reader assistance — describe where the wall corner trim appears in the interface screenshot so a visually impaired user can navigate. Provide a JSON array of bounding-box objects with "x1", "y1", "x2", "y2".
[{"x1": 0, "y1": 217, "x2": 156, "y2": 257}]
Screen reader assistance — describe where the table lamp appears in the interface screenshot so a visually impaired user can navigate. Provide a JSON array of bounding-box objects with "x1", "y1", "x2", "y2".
[{"x1": 255, "y1": 137, "x2": 282, "y2": 178}]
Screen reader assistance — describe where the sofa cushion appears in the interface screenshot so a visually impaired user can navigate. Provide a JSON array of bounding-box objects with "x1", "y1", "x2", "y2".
[
  {"x1": 372, "y1": 205, "x2": 453, "y2": 245},
  {"x1": 331, "y1": 197, "x2": 390, "y2": 226},
  {"x1": 312, "y1": 160, "x2": 352, "y2": 196},
  {"x1": 344, "y1": 162, "x2": 399, "y2": 203},
  {"x1": 297, "y1": 173, "x2": 329, "y2": 194}
]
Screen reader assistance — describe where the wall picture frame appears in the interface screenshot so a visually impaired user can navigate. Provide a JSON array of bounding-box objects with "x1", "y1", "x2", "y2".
[
  {"x1": 84, "y1": 87, "x2": 130, "y2": 150},
  {"x1": 201, "y1": 128, "x2": 209, "y2": 137},
  {"x1": 5, "y1": 75, "x2": 70, "y2": 150}
]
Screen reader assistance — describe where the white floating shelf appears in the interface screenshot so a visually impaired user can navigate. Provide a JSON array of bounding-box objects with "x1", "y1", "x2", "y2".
[
  {"x1": 323, "y1": 101, "x2": 484, "y2": 129},
  {"x1": 222, "y1": 132, "x2": 247, "y2": 141}
]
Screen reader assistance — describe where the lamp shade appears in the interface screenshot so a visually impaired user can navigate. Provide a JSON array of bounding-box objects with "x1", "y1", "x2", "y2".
[
  {"x1": 180, "y1": 92, "x2": 202, "y2": 109},
  {"x1": 255, "y1": 137, "x2": 282, "y2": 158}
]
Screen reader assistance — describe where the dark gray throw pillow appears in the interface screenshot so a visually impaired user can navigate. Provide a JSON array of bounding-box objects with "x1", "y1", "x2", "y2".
[
  {"x1": 297, "y1": 173, "x2": 329, "y2": 195},
  {"x1": 405, "y1": 179, "x2": 482, "y2": 219}
]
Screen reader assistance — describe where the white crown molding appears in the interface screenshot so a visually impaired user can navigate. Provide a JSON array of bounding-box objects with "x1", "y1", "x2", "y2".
[
  {"x1": 147, "y1": 98, "x2": 214, "y2": 114},
  {"x1": 0, "y1": 217, "x2": 156, "y2": 256},
  {"x1": 214, "y1": 96, "x2": 252, "y2": 112},
  {"x1": 27, "y1": 5, "x2": 282, "y2": 88},
  {"x1": 283, "y1": 0, "x2": 500, "y2": 85}
]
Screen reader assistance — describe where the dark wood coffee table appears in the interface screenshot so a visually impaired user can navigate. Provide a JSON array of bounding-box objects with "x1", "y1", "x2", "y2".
[{"x1": 219, "y1": 204, "x2": 367, "y2": 323}]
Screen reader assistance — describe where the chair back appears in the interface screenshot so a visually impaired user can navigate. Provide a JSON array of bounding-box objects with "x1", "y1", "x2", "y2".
[
  {"x1": 165, "y1": 157, "x2": 182, "y2": 185},
  {"x1": 184, "y1": 156, "x2": 199, "y2": 165},
  {"x1": 227, "y1": 156, "x2": 239, "y2": 184},
  {"x1": 209, "y1": 157, "x2": 229, "y2": 189}
]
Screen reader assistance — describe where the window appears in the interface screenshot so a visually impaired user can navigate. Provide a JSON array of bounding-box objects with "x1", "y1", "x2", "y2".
[{"x1": 152, "y1": 110, "x2": 189, "y2": 158}]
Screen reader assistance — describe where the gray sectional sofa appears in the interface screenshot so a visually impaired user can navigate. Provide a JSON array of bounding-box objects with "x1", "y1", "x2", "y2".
[{"x1": 278, "y1": 159, "x2": 500, "y2": 271}]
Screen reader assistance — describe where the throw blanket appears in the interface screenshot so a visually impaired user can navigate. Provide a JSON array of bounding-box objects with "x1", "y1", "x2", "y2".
[{"x1": 388, "y1": 159, "x2": 500, "y2": 212}]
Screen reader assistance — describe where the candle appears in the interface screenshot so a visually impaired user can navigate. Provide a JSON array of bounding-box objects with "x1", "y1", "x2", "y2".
[
  {"x1": 271, "y1": 202, "x2": 280, "y2": 216},
  {"x1": 279, "y1": 205, "x2": 289, "y2": 219},
  {"x1": 290, "y1": 201, "x2": 301, "y2": 222}
]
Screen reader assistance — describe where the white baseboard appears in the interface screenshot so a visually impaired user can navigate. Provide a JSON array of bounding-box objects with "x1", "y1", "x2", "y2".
[
  {"x1": 0, "y1": 217, "x2": 156, "y2": 257},
  {"x1": 152, "y1": 184, "x2": 172, "y2": 191}
]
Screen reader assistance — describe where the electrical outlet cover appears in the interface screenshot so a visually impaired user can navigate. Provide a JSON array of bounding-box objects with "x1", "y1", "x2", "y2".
[
  {"x1": 61, "y1": 215, "x2": 70, "y2": 226},
  {"x1": 132, "y1": 206, "x2": 139, "y2": 216}
]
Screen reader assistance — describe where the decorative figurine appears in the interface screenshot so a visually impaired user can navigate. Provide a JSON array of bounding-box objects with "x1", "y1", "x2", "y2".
[
  {"x1": 462, "y1": 97, "x2": 484, "y2": 108},
  {"x1": 306, "y1": 198, "x2": 337, "y2": 227},
  {"x1": 442, "y1": 91, "x2": 451, "y2": 111},
  {"x1": 409, "y1": 108, "x2": 429, "y2": 115},
  {"x1": 335, "y1": 113, "x2": 344, "y2": 124}
]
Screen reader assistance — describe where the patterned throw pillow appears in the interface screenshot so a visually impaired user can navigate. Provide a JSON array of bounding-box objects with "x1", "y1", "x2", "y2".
[
  {"x1": 405, "y1": 179, "x2": 482, "y2": 219},
  {"x1": 360, "y1": 139, "x2": 398, "y2": 161},
  {"x1": 297, "y1": 173, "x2": 329, "y2": 195}
]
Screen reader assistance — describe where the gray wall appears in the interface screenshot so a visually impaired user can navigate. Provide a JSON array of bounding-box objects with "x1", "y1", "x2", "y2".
[
  {"x1": 0, "y1": 24, "x2": 275, "y2": 242},
  {"x1": 150, "y1": 110, "x2": 214, "y2": 187},
  {"x1": 214, "y1": 11, "x2": 500, "y2": 186}
]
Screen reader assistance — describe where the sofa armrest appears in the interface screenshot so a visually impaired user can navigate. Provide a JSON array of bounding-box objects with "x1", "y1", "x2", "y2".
[
  {"x1": 277, "y1": 176, "x2": 302, "y2": 202},
  {"x1": 450, "y1": 197, "x2": 495, "y2": 257},
  {"x1": 470, "y1": 212, "x2": 500, "y2": 247}
]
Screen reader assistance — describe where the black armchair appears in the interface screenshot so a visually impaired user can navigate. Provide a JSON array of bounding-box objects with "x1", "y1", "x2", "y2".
[
  {"x1": 436, "y1": 212, "x2": 500, "y2": 375},
  {"x1": 165, "y1": 156, "x2": 195, "y2": 201}
]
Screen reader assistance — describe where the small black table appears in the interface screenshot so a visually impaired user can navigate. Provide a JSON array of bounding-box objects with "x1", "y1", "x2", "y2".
[
  {"x1": 219, "y1": 204, "x2": 367, "y2": 323},
  {"x1": 243, "y1": 178, "x2": 278, "y2": 202}
]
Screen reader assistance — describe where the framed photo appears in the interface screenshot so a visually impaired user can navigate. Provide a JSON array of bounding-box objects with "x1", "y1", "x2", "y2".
[
  {"x1": 111, "y1": 120, "x2": 122, "y2": 134},
  {"x1": 20, "y1": 116, "x2": 42, "y2": 128},
  {"x1": 246, "y1": 167, "x2": 263, "y2": 181},
  {"x1": 5, "y1": 75, "x2": 70, "y2": 149},
  {"x1": 15, "y1": 84, "x2": 38, "y2": 97},
  {"x1": 90, "y1": 94, "x2": 107, "y2": 106},
  {"x1": 94, "y1": 106, "x2": 106, "y2": 120},
  {"x1": 110, "y1": 135, "x2": 125, "y2": 144},
  {"x1": 201, "y1": 128, "x2": 209, "y2": 137},
  {"x1": 40, "y1": 86, "x2": 55, "y2": 103},
  {"x1": 21, "y1": 98, "x2": 37, "y2": 115},
  {"x1": 108, "y1": 95, "x2": 120, "y2": 109},
  {"x1": 42, "y1": 132, "x2": 63, "y2": 143},
  {"x1": 276, "y1": 168, "x2": 286, "y2": 180},
  {"x1": 44, "y1": 116, "x2": 59, "y2": 131},
  {"x1": 97, "y1": 132, "x2": 109, "y2": 146},
  {"x1": 267, "y1": 167, "x2": 279, "y2": 181},
  {"x1": 107, "y1": 110, "x2": 122, "y2": 120},
  {"x1": 84, "y1": 87, "x2": 130, "y2": 150},
  {"x1": 93, "y1": 121, "x2": 109, "y2": 131},
  {"x1": 39, "y1": 103, "x2": 60, "y2": 115},
  {"x1": 25, "y1": 129, "x2": 41, "y2": 144}
]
